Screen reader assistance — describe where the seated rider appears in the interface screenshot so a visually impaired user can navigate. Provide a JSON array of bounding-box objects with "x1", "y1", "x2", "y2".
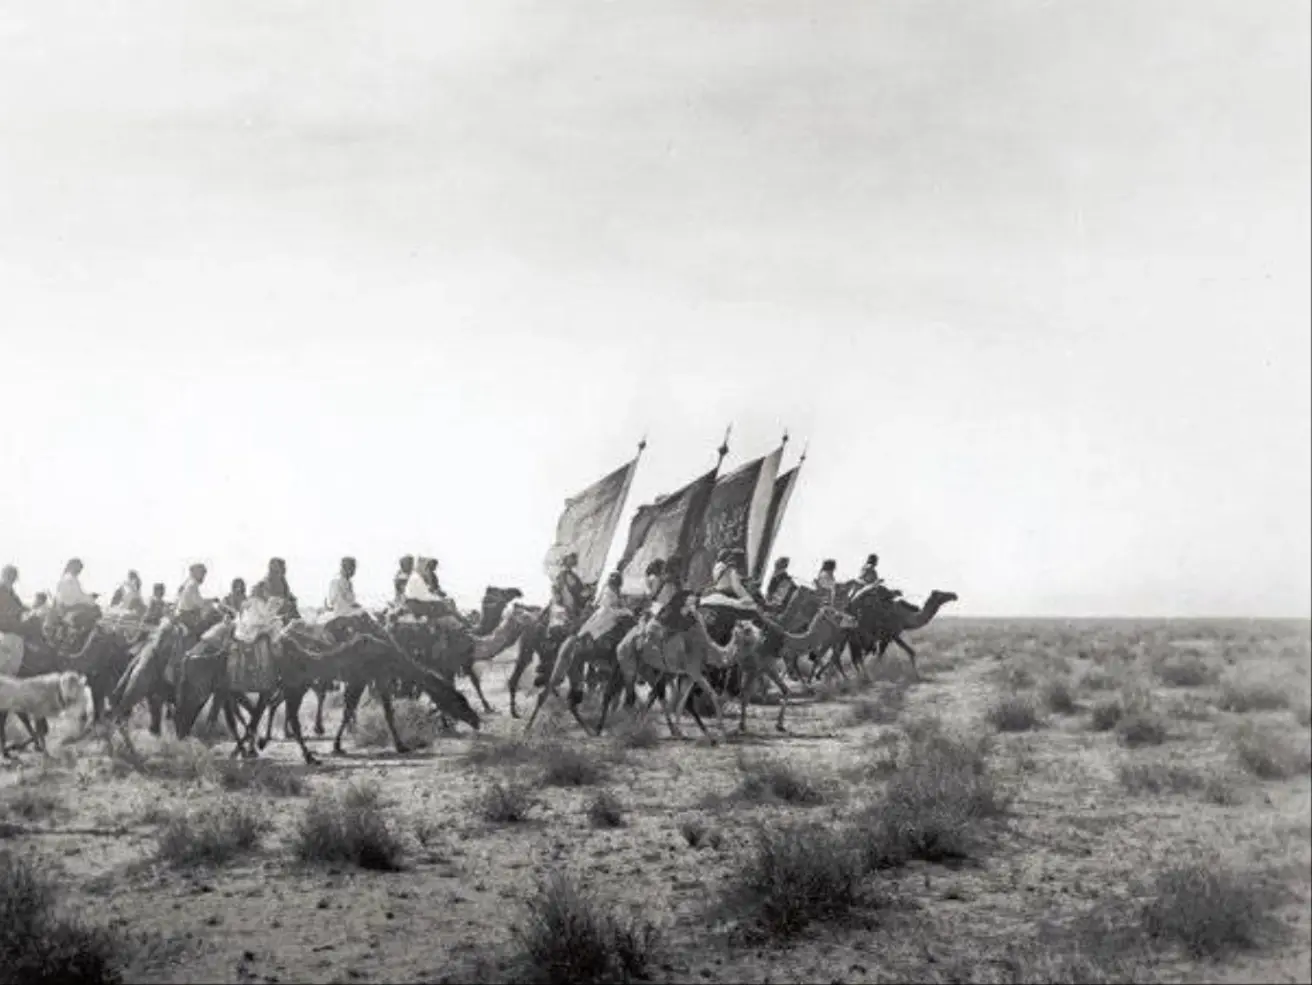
[
  {"x1": 850, "y1": 554, "x2": 907, "y2": 606},
  {"x1": 393, "y1": 555, "x2": 414, "y2": 608},
  {"x1": 766, "y1": 556, "x2": 798, "y2": 613},
  {"x1": 54, "y1": 558, "x2": 101, "y2": 638},
  {"x1": 28, "y1": 591, "x2": 51, "y2": 623},
  {"x1": 403, "y1": 556, "x2": 456, "y2": 621},
  {"x1": 255, "y1": 557, "x2": 300, "y2": 622},
  {"x1": 652, "y1": 554, "x2": 696, "y2": 633},
  {"x1": 109, "y1": 570, "x2": 147, "y2": 617},
  {"x1": 323, "y1": 556, "x2": 369, "y2": 640},
  {"x1": 708, "y1": 548, "x2": 754, "y2": 602},
  {"x1": 174, "y1": 563, "x2": 212, "y2": 635},
  {"x1": 814, "y1": 559, "x2": 839, "y2": 605},
  {"x1": 0, "y1": 565, "x2": 33, "y2": 642},
  {"x1": 577, "y1": 571, "x2": 626, "y2": 642},
  {"x1": 223, "y1": 578, "x2": 248, "y2": 616},
  {"x1": 143, "y1": 584, "x2": 168, "y2": 625},
  {"x1": 549, "y1": 552, "x2": 587, "y2": 634}
]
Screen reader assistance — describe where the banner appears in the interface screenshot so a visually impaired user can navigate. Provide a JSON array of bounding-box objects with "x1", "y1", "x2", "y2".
[
  {"x1": 685, "y1": 444, "x2": 783, "y2": 592},
  {"x1": 617, "y1": 467, "x2": 719, "y2": 596},
  {"x1": 752, "y1": 465, "x2": 801, "y2": 582},
  {"x1": 543, "y1": 453, "x2": 642, "y2": 585}
]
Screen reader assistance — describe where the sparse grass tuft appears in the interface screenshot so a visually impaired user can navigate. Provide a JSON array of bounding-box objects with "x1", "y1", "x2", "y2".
[
  {"x1": 477, "y1": 780, "x2": 539, "y2": 824},
  {"x1": 586, "y1": 790, "x2": 626, "y2": 829},
  {"x1": 156, "y1": 800, "x2": 270, "y2": 868},
  {"x1": 537, "y1": 742, "x2": 612, "y2": 788},
  {"x1": 210, "y1": 759, "x2": 306, "y2": 797},
  {"x1": 1153, "y1": 654, "x2": 1218, "y2": 688},
  {"x1": 846, "y1": 686, "x2": 906, "y2": 726},
  {"x1": 1232, "y1": 723, "x2": 1311, "y2": 780},
  {"x1": 1, "y1": 785, "x2": 63, "y2": 823},
  {"x1": 733, "y1": 754, "x2": 829, "y2": 806},
  {"x1": 986, "y1": 693, "x2": 1044, "y2": 732},
  {"x1": 678, "y1": 815, "x2": 709, "y2": 848},
  {"x1": 1215, "y1": 677, "x2": 1292, "y2": 714},
  {"x1": 1116, "y1": 710, "x2": 1169, "y2": 747},
  {"x1": 512, "y1": 870, "x2": 658, "y2": 984},
  {"x1": 1089, "y1": 697, "x2": 1125, "y2": 731},
  {"x1": 0, "y1": 850, "x2": 127, "y2": 984},
  {"x1": 1117, "y1": 760, "x2": 1239, "y2": 803},
  {"x1": 727, "y1": 822, "x2": 870, "y2": 939},
  {"x1": 857, "y1": 720, "x2": 1008, "y2": 868},
  {"x1": 464, "y1": 738, "x2": 541, "y2": 770},
  {"x1": 1042, "y1": 677, "x2": 1077, "y2": 714},
  {"x1": 1079, "y1": 668, "x2": 1120, "y2": 692},
  {"x1": 353, "y1": 698, "x2": 442, "y2": 750},
  {"x1": 614, "y1": 717, "x2": 661, "y2": 750},
  {"x1": 294, "y1": 782, "x2": 406, "y2": 871},
  {"x1": 1142, "y1": 860, "x2": 1280, "y2": 958}
]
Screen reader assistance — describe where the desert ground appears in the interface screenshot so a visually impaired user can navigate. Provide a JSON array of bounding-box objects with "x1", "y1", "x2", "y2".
[{"x1": 2, "y1": 617, "x2": 1309, "y2": 984}]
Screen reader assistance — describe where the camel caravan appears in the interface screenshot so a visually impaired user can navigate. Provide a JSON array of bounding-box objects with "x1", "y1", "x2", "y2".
[{"x1": 0, "y1": 434, "x2": 956, "y2": 763}]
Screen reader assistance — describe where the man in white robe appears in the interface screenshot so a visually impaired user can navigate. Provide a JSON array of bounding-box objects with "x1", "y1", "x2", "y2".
[{"x1": 54, "y1": 558, "x2": 100, "y2": 636}]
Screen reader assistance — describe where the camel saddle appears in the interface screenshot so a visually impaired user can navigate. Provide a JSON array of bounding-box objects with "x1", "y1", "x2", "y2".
[{"x1": 226, "y1": 634, "x2": 280, "y2": 694}]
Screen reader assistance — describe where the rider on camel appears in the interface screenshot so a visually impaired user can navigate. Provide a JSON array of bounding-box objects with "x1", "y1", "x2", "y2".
[
  {"x1": 54, "y1": 558, "x2": 101, "y2": 638},
  {"x1": 549, "y1": 552, "x2": 587, "y2": 637},
  {"x1": 0, "y1": 565, "x2": 32, "y2": 640},
  {"x1": 255, "y1": 557, "x2": 300, "y2": 622},
  {"x1": 814, "y1": 559, "x2": 839, "y2": 605},
  {"x1": 849, "y1": 554, "x2": 912, "y2": 609},
  {"x1": 174, "y1": 563, "x2": 212, "y2": 635},
  {"x1": 143, "y1": 584, "x2": 168, "y2": 625},
  {"x1": 766, "y1": 556, "x2": 798, "y2": 612},
  {"x1": 223, "y1": 578, "x2": 248, "y2": 615},
  {"x1": 323, "y1": 556, "x2": 370, "y2": 640},
  {"x1": 393, "y1": 555, "x2": 414, "y2": 607}
]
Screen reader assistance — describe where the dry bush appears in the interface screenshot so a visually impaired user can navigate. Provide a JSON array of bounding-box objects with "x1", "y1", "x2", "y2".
[
  {"x1": 677, "y1": 815, "x2": 709, "y2": 848},
  {"x1": 1041, "y1": 677, "x2": 1077, "y2": 714},
  {"x1": 986, "y1": 693, "x2": 1044, "y2": 732},
  {"x1": 1232, "y1": 723, "x2": 1311, "y2": 780},
  {"x1": 613, "y1": 716, "x2": 661, "y2": 750},
  {"x1": 108, "y1": 734, "x2": 215, "y2": 783},
  {"x1": 1078, "y1": 667, "x2": 1120, "y2": 692},
  {"x1": 727, "y1": 822, "x2": 870, "y2": 939},
  {"x1": 1117, "y1": 760, "x2": 1240, "y2": 803},
  {"x1": 210, "y1": 759, "x2": 306, "y2": 797},
  {"x1": 0, "y1": 850, "x2": 127, "y2": 984},
  {"x1": 1153, "y1": 654, "x2": 1218, "y2": 688},
  {"x1": 858, "y1": 721, "x2": 1008, "y2": 868},
  {"x1": 1, "y1": 783, "x2": 64, "y2": 823},
  {"x1": 586, "y1": 790, "x2": 626, "y2": 829},
  {"x1": 464, "y1": 738, "x2": 541, "y2": 770},
  {"x1": 353, "y1": 697, "x2": 444, "y2": 749},
  {"x1": 732, "y1": 754, "x2": 830, "y2": 806},
  {"x1": 537, "y1": 742, "x2": 612, "y2": 788},
  {"x1": 1215, "y1": 676, "x2": 1292, "y2": 714},
  {"x1": 1089, "y1": 697, "x2": 1124, "y2": 731},
  {"x1": 476, "y1": 780, "x2": 540, "y2": 824},
  {"x1": 156, "y1": 799, "x2": 270, "y2": 868},
  {"x1": 294, "y1": 782, "x2": 405, "y2": 871},
  {"x1": 846, "y1": 686, "x2": 906, "y2": 726},
  {"x1": 1116, "y1": 710, "x2": 1169, "y2": 747},
  {"x1": 512, "y1": 870, "x2": 658, "y2": 984},
  {"x1": 1142, "y1": 859, "x2": 1281, "y2": 958}
]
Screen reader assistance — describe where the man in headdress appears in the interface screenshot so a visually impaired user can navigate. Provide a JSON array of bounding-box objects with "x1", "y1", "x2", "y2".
[
  {"x1": 766, "y1": 557, "x2": 798, "y2": 612},
  {"x1": 109, "y1": 570, "x2": 146, "y2": 617},
  {"x1": 323, "y1": 556, "x2": 370, "y2": 639},
  {"x1": 54, "y1": 558, "x2": 101, "y2": 638},
  {"x1": 0, "y1": 565, "x2": 31, "y2": 641},
  {"x1": 223, "y1": 578, "x2": 248, "y2": 615},
  {"x1": 549, "y1": 552, "x2": 587, "y2": 633},
  {"x1": 175, "y1": 563, "x2": 212, "y2": 634},
  {"x1": 255, "y1": 557, "x2": 300, "y2": 622},
  {"x1": 814, "y1": 559, "x2": 839, "y2": 605},
  {"x1": 393, "y1": 555, "x2": 414, "y2": 607},
  {"x1": 143, "y1": 583, "x2": 168, "y2": 625}
]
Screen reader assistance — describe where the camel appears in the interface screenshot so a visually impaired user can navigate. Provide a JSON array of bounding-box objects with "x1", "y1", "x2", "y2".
[
  {"x1": 175, "y1": 627, "x2": 480, "y2": 764},
  {"x1": 612, "y1": 611, "x2": 747, "y2": 742},
  {"x1": 521, "y1": 610, "x2": 640, "y2": 736},
  {"x1": 831, "y1": 589, "x2": 960, "y2": 679},
  {"x1": 333, "y1": 602, "x2": 536, "y2": 752},
  {"x1": 738, "y1": 606, "x2": 859, "y2": 732}
]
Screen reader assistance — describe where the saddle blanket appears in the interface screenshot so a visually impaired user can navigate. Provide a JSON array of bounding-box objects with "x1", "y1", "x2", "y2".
[{"x1": 227, "y1": 637, "x2": 279, "y2": 694}]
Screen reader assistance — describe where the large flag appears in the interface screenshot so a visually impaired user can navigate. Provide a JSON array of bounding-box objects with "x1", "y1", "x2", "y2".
[
  {"x1": 543, "y1": 452, "x2": 643, "y2": 585},
  {"x1": 617, "y1": 467, "x2": 719, "y2": 596},
  {"x1": 685, "y1": 444, "x2": 784, "y2": 592},
  {"x1": 752, "y1": 464, "x2": 802, "y2": 582}
]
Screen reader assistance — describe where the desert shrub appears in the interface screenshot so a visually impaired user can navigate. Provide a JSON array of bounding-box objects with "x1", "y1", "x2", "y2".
[
  {"x1": 986, "y1": 693, "x2": 1044, "y2": 732},
  {"x1": 1079, "y1": 668, "x2": 1120, "y2": 692},
  {"x1": 294, "y1": 784, "x2": 405, "y2": 871},
  {"x1": 678, "y1": 815, "x2": 708, "y2": 848},
  {"x1": 1215, "y1": 677, "x2": 1291, "y2": 714},
  {"x1": 614, "y1": 717, "x2": 661, "y2": 750},
  {"x1": 1116, "y1": 710, "x2": 1169, "y2": 747},
  {"x1": 210, "y1": 759, "x2": 306, "y2": 797},
  {"x1": 1142, "y1": 860, "x2": 1279, "y2": 957},
  {"x1": 847, "y1": 687, "x2": 906, "y2": 726},
  {"x1": 0, "y1": 851, "x2": 126, "y2": 984},
  {"x1": 156, "y1": 800, "x2": 269, "y2": 868},
  {"x1": 1153, "y1": 654, "x2": 1218, "y2": 688},
  {"x1": 1232, "y1": 723, "x2": 1311, "y2": 780},
  {"x1": 734, "y1": 754, "x2": 829, "y2": 806},
  {"x1": 1042, "y1": 677, "x2": 1077, "y2": 714},
  {"x1": 1089, "y1": 697, "x2": 1124, "y2": 731},
  {"x1": 512, "y1": 871, "x2": 658, "y2": 984},
  {"x1": 352, "y1": 697, "x2": 445, "y2": 749},
  {"x1": 464, "y1": 738, "x2": 541, "y2": 770},
  {"x1": 858, "y1": 724, "x2": 1008, "y2": 868},
  {"x1": 1, "y1": 785, "x2": 63, "y2": 823},
  {"x1": 537, "y1": 742, "x2": 611, "y2": 788},
  {"x1": 476, "y1": 780, "x2": 539, "y2": 824},
  {"x1": 586, "y1": 790, "x2": 626, "y2": 829},
  {"x1": 727, "y1": 823, "x2": 868, "y2": 938},
  {"x1": 1296, "y1": 705, "x2": 1312, "y2": 729}
]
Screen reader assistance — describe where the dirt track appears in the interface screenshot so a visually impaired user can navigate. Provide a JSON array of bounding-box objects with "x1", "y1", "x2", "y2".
[{"x1": 2, "y1": 618, "x2": 1309, "y2": 984}]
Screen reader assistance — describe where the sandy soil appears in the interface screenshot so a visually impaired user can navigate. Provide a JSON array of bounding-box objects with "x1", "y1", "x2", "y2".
[{"x1": 2, "y1": 618, "x2": 1309, "y2": 984}]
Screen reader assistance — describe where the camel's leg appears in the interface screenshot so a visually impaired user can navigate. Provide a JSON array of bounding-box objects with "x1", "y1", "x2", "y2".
[
  {"x1": 262, "y1": 692, "x2": 282, "y2": 749},
  {"x1": 376, "y1": 689, "x2": 412, "y2": 754},
  {"x1": 660, "y1": 676, "x2": 685, "y2": 738},
  {"x1": 334, "y1": 681, "x2": 368, "y2": 755},
  {"x1": 219, "y1": 696, "x2": 245, "y2": 742},
  {"x1": 523, "y1": 680, "x2": 555, "y2": 734},
  {"x1": 314, "y1": 683, "x2": 328, "y2": 737},
  {"x1": 738, "y1": 670, "x2": 755, "y2": 733},
  {"x1": 146, "y1": 692, "x2": 165, "y2": 737},
  {"x1": 205, "y1": 693, "x2": 225, "y2": 732},
  {"x1": 506, "y1": 640, "x2": 536, "y2": 719},
  {"x1": 281, "y1": 687, "x2": 320, "y2": 766},
  {"x1": 681, "y1": 672, "x2": 723, "y2": 740},
  {"x1": 466, "y1": 667, "x2": 496, "y2": 715},
  {"x1": 766, "y1": 668, "x2": 792, "y2": 732},
  {"x1": 892, "y1": 637, "x2": 919, "y2": 680},
  {"x1": 239, "y1": 694, "x2": 270, "y2": 759}
]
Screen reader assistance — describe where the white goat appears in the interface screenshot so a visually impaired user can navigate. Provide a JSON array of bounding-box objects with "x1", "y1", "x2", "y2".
[{"x1": 0, "y1": 671, "x2": 91, "y2": 756}]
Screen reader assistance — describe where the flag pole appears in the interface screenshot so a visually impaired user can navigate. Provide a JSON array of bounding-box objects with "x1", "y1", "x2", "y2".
[{"x1": 716, "y1": 424, "x2": 732, "y2": 470}]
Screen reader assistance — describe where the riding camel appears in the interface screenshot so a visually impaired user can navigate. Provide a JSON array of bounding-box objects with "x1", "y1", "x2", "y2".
[
  {"x1": 828, "y1": 589, "x2": 960, "y2": 679},
  {"x1": 611, "y1": 610, "x2": 750, "y2": 742},
  {"x1": 521, "y1": 609, "x2": 640, "y2": 735},
  {"x1": 736, "y1": 606, "x2": 859, "y2": 732},
  {"x1": 174, "y1": 625, "x2": 480, "y2": 764}
]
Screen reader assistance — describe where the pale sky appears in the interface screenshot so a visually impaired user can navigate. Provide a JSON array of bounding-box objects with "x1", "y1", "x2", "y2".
[{"x1": 1, "y1": 0, "x2": 1308, "y2": 617}]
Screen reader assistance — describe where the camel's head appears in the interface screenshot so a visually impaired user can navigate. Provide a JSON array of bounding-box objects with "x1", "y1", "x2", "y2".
[
  {"x1": 729, "y1": 620, "x2": 762, "y2": 653},
  {"x1": 927, "y1": 591, "x2": 959, "y2": 608}
]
